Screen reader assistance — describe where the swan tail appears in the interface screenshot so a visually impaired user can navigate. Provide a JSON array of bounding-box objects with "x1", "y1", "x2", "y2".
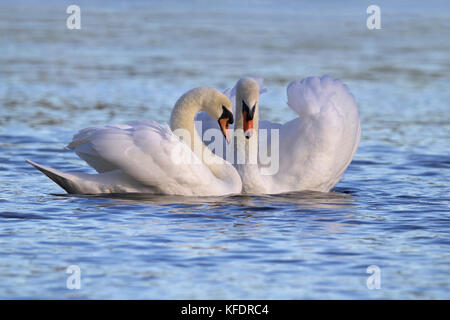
[
  {"x1": 26, "y1": 160, "x2": 82, "y2": 194},
  {"x1": 26, "y1": 159, "x2": 158, "y2": 194}
]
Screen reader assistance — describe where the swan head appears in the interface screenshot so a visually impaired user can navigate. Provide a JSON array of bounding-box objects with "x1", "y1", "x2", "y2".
[
  {"x1": 202, "y1": 88, "x2": 234, "y2": 143},
  {"x1": 236, "y1": 77, "x2": 260, "y2": 139}
]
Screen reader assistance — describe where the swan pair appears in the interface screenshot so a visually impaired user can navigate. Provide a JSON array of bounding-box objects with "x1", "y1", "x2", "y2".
[{"x1": 27, "y1": 75, "x2": 361, "y2": 196}]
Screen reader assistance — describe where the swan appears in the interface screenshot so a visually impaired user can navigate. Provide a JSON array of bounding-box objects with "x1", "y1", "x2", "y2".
[
  {"x1": 26, "y1": 87, "x2": 242, "y2": 196},
  {"x1": 200, "y1": 76, "x2": 361, "y2": 194}
]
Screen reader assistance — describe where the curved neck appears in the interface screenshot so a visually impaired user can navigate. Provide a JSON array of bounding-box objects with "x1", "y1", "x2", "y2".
[
  {"x1": 170, "y1": 88, "x2": 205, "y2": 152},
  {"x1": 169, "y1": 88, "x2": 242, "y2": 193}
]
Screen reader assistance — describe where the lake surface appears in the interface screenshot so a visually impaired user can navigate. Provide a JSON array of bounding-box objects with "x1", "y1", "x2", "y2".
[{"x1": 0, "y1": 0, "x2": 449, "y2": 299}]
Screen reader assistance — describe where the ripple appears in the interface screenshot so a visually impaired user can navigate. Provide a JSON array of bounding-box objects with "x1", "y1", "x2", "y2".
[
  {"x1": 0, "y1": 211, "x2": 50, "y2": 220},
  {"x1": 1, "y1": 0, "x2": 450, "y2": 300}
]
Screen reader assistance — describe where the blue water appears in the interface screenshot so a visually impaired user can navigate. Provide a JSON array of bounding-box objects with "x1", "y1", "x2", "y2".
[{"x1": 0, "y1": 0, "x2": 449, "y2": 299}]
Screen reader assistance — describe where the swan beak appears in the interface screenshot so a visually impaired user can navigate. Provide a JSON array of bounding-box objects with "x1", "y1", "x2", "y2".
[
  {"x1": 242, "y1": 101, "x2": 256, "y2": 139},
  {"x1": 218, "y1": 106, "x2": 234, "y2": 143},
  {"x1": 219, "y1": 118, "x2": 231, "y2": 143},
  {"x1": 243, "y1": 112, "x2": 254, "y2": 139}
]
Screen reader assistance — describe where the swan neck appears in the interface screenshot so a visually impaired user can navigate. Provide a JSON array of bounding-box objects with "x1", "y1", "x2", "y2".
[
  {"x1": 169, "y1": 89, "x2": 203, "y2": 149},
  {"x1": 169, "y1": 88, "x2": 241, "y2": 192}
]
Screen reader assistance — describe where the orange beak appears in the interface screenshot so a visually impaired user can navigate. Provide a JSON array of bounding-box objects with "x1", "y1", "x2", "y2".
[
  {"x1": 219, "y1": 118, "x2": 230, "y2": 143},
  {"x1": 243, "y1": 111, "x2": 254, "y2": 139}
]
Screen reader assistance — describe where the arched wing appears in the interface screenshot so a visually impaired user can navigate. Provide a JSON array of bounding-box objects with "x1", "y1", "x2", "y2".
[
  {"x1": 271, "y1": 75, "x2": 361, "y2": 191},
  {"x1": 67, "y1": 121, "x2": 226, "y2": 195}
]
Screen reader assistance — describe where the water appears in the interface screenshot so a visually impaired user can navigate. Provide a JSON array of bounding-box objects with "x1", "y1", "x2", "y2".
[{"x1": 1, "y1": 0, "x2": 449, "y2": 299}]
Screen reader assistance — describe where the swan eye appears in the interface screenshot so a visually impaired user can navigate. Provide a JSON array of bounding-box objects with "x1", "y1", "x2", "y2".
[
  {"x1": 242, "y1": 101, "x2": 255, "y2": 121},
  {"x1": 219, "y1": 105, "x2": 234, "y2": 124},
  {"x1": 242, "y1": 101, "x2": 256, "y2": 120},
  {"x1": 242, "y1": 101, "x2": 249, "y2": 113}
]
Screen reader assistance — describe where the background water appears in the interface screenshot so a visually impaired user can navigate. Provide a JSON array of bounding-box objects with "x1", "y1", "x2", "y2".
[{"x1": 0, "y1": 0, "x2": 449, "y2": 299}]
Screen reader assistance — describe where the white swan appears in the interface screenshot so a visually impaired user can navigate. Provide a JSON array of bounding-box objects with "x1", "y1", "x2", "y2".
[
  {"x1": 27, "y1": 87, "x2": 242, "y2": 196},
  {"x1": 200, "y1": 76, "x2": 361, "y2": 194}
]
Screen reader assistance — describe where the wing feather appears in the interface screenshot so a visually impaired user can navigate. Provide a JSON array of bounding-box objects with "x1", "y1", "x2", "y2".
[
  {"x1": 68, "y1": 121, "x2": 225, "y2": 195},
  {"x1": 270, "y1": 75, "x2": 361, "y2": 192}
]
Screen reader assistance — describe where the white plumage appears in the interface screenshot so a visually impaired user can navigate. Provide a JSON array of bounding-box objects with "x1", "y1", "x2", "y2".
[
  {"x1": 27, "y1": 87, "x2": 242, "y2": 196},
  {"x1": 198, "y1": 75, "x2": 361, "y2": 194},
  {"x1": 28, "y1": 76, "x2": 360, "y2": 196}
]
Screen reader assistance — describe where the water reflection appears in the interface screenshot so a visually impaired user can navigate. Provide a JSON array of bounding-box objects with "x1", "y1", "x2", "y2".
[
  {"x1": 53, "y1": 188, "x2": 356, "y2": 211},
  {"x1": 1, "y1": 0, "x2": 449, "y2": 299},
  {"x1": 44, "y1": 190, "x2": 358, "y2": 242}
]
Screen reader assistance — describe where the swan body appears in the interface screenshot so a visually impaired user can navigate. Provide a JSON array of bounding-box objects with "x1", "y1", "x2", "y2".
[
  {"x1": 27, "y1": 87, "x2": 242, "y2": 196},
  {"x1": 200, "y1": 76, "x2": 361, "y2": 194}
]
